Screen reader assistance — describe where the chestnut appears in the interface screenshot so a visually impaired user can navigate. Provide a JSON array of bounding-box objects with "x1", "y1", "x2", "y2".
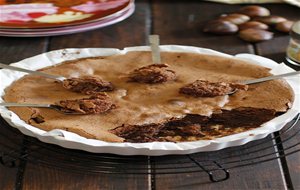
[
  {"x1": 238, "y1": 6, "x2": 270, "y2": 17},
  {"x1": 275, "y1": 20, "x2": 294, "y2": 33},
  {"x1": 203, "y1": 20, "x2": 238, "y2": 35},
  {"x1": 253, "y1": 15, "x2": 287, "y2": 25},
  {"x1": 219, "y1": 13, "x2": 250, "y2": 25},
  {"x1": 239, "y1": 21, "x2": 269, "y2": 30},
  {"x1": 239, "y1": 29, "x2": 274, "y2": 42}
]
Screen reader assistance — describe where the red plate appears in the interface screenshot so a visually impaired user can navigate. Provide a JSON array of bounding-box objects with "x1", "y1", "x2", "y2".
[
  {"x1": 0, "y1": 0, "x2": 132, "y2": 29},
  {"x1": 0, "y1": 4, "x2": 135, "y2": 37}
]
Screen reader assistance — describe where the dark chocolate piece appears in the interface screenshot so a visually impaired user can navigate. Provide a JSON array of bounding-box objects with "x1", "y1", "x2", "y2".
[
  {"x1": 110, "y1": 107, "x2": 277, "y2": 143},
  {"x1": 55, "y1": 93, "x2": 115, "y2": 114},
  {"x1": 128, "y1": 64, "x2": 176, "y2": 84},
  {"x1": 62, "y1": 76, "x2": 114, "y2": 95},
  {"x1": 179, "y1": 80, "x2": 248, "y2": 97}
]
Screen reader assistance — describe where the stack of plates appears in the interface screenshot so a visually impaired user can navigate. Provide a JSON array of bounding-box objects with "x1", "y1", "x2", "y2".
[{"x1": 0, "y1": 0, "x2": 135, "y2": 37}]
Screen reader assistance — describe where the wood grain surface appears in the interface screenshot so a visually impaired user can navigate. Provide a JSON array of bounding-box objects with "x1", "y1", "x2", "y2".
[
  {"x1": 21, "y1": 136, "x2": 150, "y2": 190},
  {"x1": 278, "y1": 120, "x2": 300, "y2": 190},
  {"x1": 0, "y1": 35, "x2": 48, "y2": 189},
  {"x1": 286, "y1": 152, "x2": 300, "y2": 189},
  {"x1": 0, "y1": 37, "x2": 48, "y2": 64},
  {"x1": 22, "y1": 163, "x2": 149, "y2": 190},
  {"x1": 0, "y1": 1, "x2": 299, "y2": 190},
  {"x1": 253, "y1": 5, "x2": 300, "y2": 189},
  {"x1": 0, "y1": 119, "x2": 23, "y2": 190},
  {"x1": 154, "y1": 137, "x2": 286, "y2": 190},
  {"x1": 49, "y1": 2, "x2": 150, "y2": 50}
]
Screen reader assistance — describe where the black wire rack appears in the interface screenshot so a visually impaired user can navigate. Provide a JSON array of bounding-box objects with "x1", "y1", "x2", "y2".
[{"x1": 0, "y1": 114, "x2": 299, "y2": 183}]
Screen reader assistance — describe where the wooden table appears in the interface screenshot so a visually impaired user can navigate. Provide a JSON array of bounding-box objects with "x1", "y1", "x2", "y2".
[{"x1": 1, "y1": 1, "x2": 300, "y2": 189}]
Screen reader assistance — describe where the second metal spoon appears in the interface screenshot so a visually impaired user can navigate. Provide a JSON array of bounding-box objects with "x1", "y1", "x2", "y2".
[
  {"x1": 0, "y1": 103, "x2": 84, "y2": 115},
  {"x1": 229, "y1": 70, "x2": 300, "y2": 95},
  {"x1": 0, "y1": 63, "x2": 66, "y2": 81},
  {"x1": 240, "y1": 70, "x2": 300, "y2": 85}
]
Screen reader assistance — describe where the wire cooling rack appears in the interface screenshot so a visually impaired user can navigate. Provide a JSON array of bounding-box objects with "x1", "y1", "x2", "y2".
[{"x1": 0, "y1": 114, "x2": 299, "y2": 182}]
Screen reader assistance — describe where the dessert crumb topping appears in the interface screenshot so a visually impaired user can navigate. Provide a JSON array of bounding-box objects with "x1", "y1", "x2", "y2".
[
  {"x1": 55, "y1": 93, "x2": 115, "y2": 114},
  {"x1": 128, "y1": 64, "x2": 176, "y2": 84},
  {"x1": 62, "y1": 76, "x2": 114, "y2": 95},
  {"x1": 179, "y1": 80, "x2": 248, "y2": 97}
]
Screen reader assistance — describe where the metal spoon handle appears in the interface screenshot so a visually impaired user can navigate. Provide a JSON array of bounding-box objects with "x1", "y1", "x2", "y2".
[
  {"x1": 0, "y1": 103, "x2": 50, "y2": 108},
  {"x1": 149, "y1": 35, "x2": 161, "y2": 64},
  {"x1": 242, "y1": 70, "x2": 300, "y2": 85},
  {"x1": 0, "y1": 63, "x2": 65, "y2": 81}
]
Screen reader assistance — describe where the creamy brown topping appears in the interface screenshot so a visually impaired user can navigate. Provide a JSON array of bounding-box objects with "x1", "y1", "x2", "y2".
[
  {"x1": 179, "y1": 80, "x2": 248, "y2": 97},
  {"x1": 128, "y1": 64, "x2": 176, "y2": 84},
  {"x1": 110, "y1": 107, "x2": 276, "y2": 143},
  {"x1": 55, "y1": 93, "x2": 115, "y2": 114},
  {"x1": 62, "y1": 76, "x2": 114, "y2": 95}
]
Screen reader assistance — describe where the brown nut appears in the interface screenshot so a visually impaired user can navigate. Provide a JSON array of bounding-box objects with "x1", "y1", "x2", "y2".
[
  {"x1": 238, "y1": 6, "x2": 270, "y2": 17},
  {"x1": 275, "y1": 20, "x2": 294, "y2": 33},
  {"x1": 239, "y1": 21, "x2": 269, "y2": 30},
  {"x1": 203, "y1": 20, "x2": 238, "y2": 35},
  {"x1": 239, "y1": 29, "x2": 274, "y2": 42},
  {"x1": 253, "y1": 15, "x2": 287, "y2": 25},
  {"x1": 219, "y1": 13, "x2": 250, "y2": 25}
]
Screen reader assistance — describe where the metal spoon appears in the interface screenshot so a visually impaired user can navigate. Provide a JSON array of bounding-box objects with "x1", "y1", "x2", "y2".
[
  {"x1": 0, "y1": 63, "x2": 66, "y2": 82},
  {"x1": 0, "y1": 103, "x2": 83, "y2": 115},
  {"x1": 240, "y1": 70, "x2": 300, "y2": 85},
  {"x1": 149, "y1": 35, "x2": 161, "y2": 64},
  {"x1": 229, "y1": 70, "x2": 300, "y2": 95}
]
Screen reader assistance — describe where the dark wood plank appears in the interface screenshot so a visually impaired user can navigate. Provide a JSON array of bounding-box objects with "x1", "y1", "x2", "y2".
[
  {"x1": 21, "y1": 137, "x2": 150, "y2": 190},
  {"x1": 256, "y1": 36, "x2": 289, "y2": 63},
  {"x1": 154, "y1": 137, "x2": 286, "y2": 190},
  {"x1": 152, "y1": 1, "x2": 254, "y2": 54},
  {"x1": 0, "y1": 37, "x2": 48, "y2": 64},
  {"x1": 278, "y1": 120, "x2": 300, "y2": 190},
  {"x1": 23, "y1": 163, "x2": 149, "y2": 190},
  {"x1": 0, "y1": 36, "x2": 48, "y2": 189},
  {"x1": 152, "y1": 1, "x2": 287, "y2": 189},
  {"x1": 0, "y1": 118, "x2": 25, "y2": 190},
  {"x1": 286, "y1": 152, "x2": 300, "y2": 189},
  {"x1": 49, "y1": 1, "x2": 150, "y2": 50},
  {"x1": 286, "y1": 147, "x2": 300, "y2": 189},
  {"x1": 0, "y1": 165, "x2": 16, "y2": 190}
]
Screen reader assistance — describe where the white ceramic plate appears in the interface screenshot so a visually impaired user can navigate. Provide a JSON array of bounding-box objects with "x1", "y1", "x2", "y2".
[{"x1": 0, "y1": 46, "x2": 299, "y2": 155}]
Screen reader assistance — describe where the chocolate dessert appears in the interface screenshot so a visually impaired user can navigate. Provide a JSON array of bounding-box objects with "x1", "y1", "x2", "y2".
[{"x1": 3, "y1": 51, "x2": 294, "y2": 143}]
